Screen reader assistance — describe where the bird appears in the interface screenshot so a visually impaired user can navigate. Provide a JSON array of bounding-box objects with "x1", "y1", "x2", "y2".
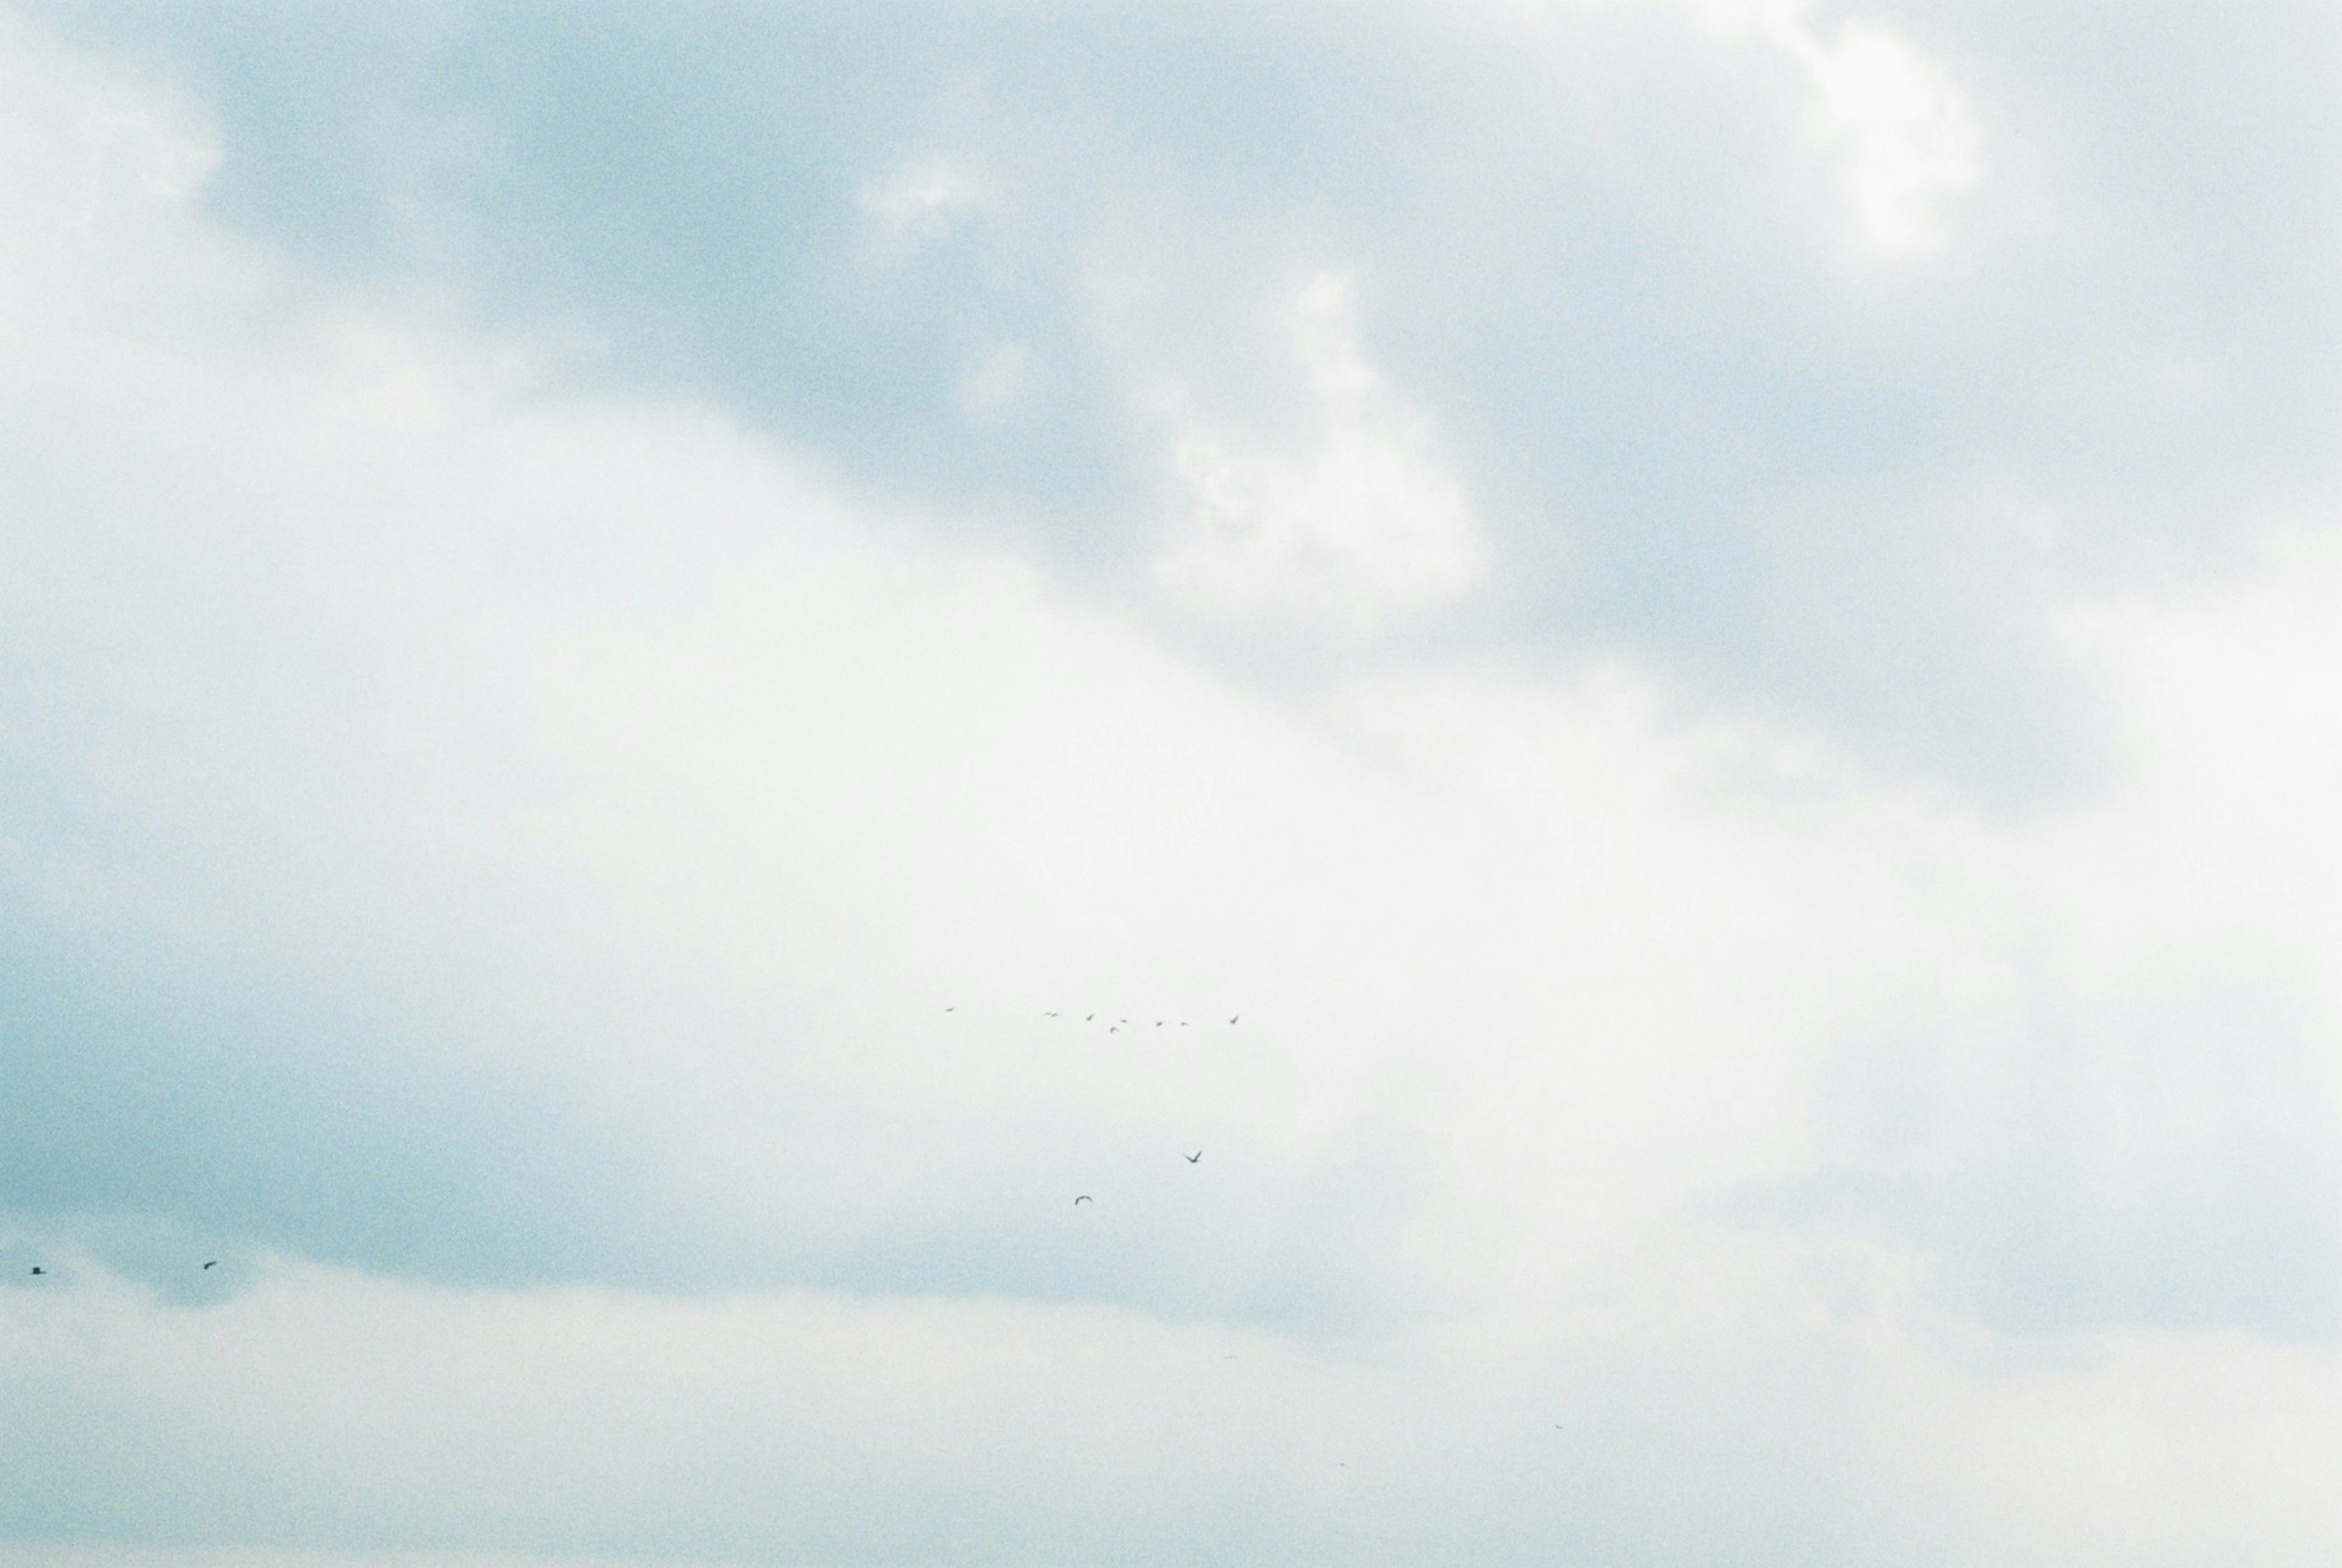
[
  {"x1": 1073, "y1": 1195, "x2": 1093, "y2": 1206},
  {"x1": 1044, "y1": 1012, "x2": 1059, "y2": 1018},
  {"x1": 28, "y1": 1267, "x2": 44, "y2": 1276},
  {"x1": 944, "y1": 1006, "x2": 955, "y2": 1012},
  {"x1": 202, "y1": 1261, "x2": 218, "y2": 1270},
  {"x1": 1109, "y1": 1026, "x2": 1119, "y2": 1033},
  {"x1": 1155, "y1": 1020, "x2": 1163, "y2": 1027},
  {"x1": 1085, "y1": 1014, "x2": 1094, "y2": 1022},
  {"x1": 1180, "y1": 1021, "x2": 1188, "y2": 1027},
  {"x1": 1230, "y1": 1015, "x2": 1239, "y2": 1025},
  {"x1": 1185, "y1": 1151, "x2": 1203, "y2": 1163}
]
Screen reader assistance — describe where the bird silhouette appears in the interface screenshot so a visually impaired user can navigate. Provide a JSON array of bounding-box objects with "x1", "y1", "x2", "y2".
[
  {"x1": 944, "y1": 1006, "x2": 955, "y2": 1012},
  {"x1": 1185, "y1": 1151, "x2": 1203, "y2": 1163},
  {"x1": 1073, "y1": 1195, "x2": 1093, "y2": 1206},
  {"x1": 1086, "y1": 1014, "x2": 1094, "y2": 1021},
  {"x1": 27, "y1": 1267, "x2": 43, "y2": 1276},
  {"x1": 202, "y1": 1261, "x2": 218, "y2": 1270},
  {"x1": 1044, "y1": 1012, "x2": 1059, "y2": 1018},
  {"x1": 1230, "y1": 1015, "x2": 1239, "y2": 1025}
]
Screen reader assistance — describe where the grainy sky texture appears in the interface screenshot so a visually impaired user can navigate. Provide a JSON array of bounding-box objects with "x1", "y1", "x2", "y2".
[{"x1": 1, "y1": 2, "x2": 2337, "y2": 1564}]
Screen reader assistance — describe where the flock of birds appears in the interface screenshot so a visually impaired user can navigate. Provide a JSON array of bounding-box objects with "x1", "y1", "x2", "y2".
[
  {"x1": 948, "y1": 1004, "x2": 1553, "y2": 1458},
  {"x1": 26, "y1": 1259, "x2": 215, "y2": 1278},
  {"x1": 20, "y1": 1006, "x2": 1242, "y2": 1278},
  {"x1": 17, "y1": 1004, "x2": 1563, "y2": 1469},
  {"x1": 950, "y1": 1004, "x2": 1239, "y2": 1207}
]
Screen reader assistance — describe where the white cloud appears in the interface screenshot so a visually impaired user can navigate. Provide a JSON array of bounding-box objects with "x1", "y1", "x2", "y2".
[
  {"x1": 856, "y1": 161, "x2": 984, "y2": 246},
  {"x1": 2047, "y1": 528, "x2": 2342, "y2": 990},
  {"x1": 4, "y1": 1234, "x2": 2335, "y2": 1566},
  {"x1": 1785, "y1": 16, "x2": 1983, "y2": 257},
  {"x1": 1508, "y1": 1, "x2": 1983, "y2": 256},
  {"x1": 1153, "y1": 270, "x2": 1485, "y2": 632},
  {"x1": 1675, "y1": 2, "x2": 1982, "y2": 255}
]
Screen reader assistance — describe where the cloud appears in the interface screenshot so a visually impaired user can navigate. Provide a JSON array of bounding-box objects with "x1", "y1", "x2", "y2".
[
  {"x1": 30, "y1": 0, "x2": 2332, "y2": 798},
  {"x1": 858, "y1": 161, "x2": 984, "y2": 247},
  {"x1": 1153, "y1": 271, "x2": 1485, "y2": 632},
  {"x1": 1547, "y1": 1, "x2": 1984, "y2": 256},
  {"x1": 0, "y1": 5, "x2": 2336, "y2": 1563},
  {"x1": 1784, "y1": 15, "x2": 1983, "y2": 257},
  {"x1": 4, "y1": 1244, "x2": 2335, "y2": 1566}
]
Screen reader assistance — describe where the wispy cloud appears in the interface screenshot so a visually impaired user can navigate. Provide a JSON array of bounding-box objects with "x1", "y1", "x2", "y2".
[{"x1": 1155, "y1": 271, "x2": 1485, "y2": 632}]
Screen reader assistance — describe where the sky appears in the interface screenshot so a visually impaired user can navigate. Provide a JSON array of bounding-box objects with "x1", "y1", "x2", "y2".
[{"x1": 0, "y1": 1, "x2": 2335, "y2": 1563}]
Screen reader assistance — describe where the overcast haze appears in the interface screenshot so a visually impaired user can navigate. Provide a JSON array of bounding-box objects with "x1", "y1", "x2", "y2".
[{"x1": 1, "y1": 2, "x2": 2337, "y2": 1563}]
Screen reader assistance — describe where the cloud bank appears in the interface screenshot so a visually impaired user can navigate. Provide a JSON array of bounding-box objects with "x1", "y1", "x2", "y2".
[{"x1": 0, "y1": 4, "x2": 2335, "y2": 1564}]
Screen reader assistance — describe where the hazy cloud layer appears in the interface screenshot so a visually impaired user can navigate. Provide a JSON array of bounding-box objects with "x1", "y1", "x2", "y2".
[
  {"x1": 1, "y1": 4, "x2": 2336, "y2": 1564},
  {"x1": 28, "y1": 0, "x2": 2338, "y2": 792}
]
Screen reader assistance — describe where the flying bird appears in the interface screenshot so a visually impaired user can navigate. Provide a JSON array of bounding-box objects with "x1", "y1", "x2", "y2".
[
  {"x1": 1086, "y1": 1014, "x2": 1094, "y2": 1021},
  {"x1": 1044, "y1": 1012, "x2": 1059, "y2": 1018},
  {"x1": 1230, "y1": 1015, "x2": 1239, "y2": 1025},
  {"x1": 27, "y1": 1267, "x2": 43, "y2": 1276},
  {"x1": 202, "y1": 1261, "x2": 218, "y2": 1270},
  {"x1": 1073, "y1": 1195, "x2": 1093, "y2": 1206},
  {"x1": 944, "y1": 1006, "x2": 955, "y2": 1012},
  {"x1": 1185, "y1": 1151, "x2": 1203, "y2": 1163}
]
